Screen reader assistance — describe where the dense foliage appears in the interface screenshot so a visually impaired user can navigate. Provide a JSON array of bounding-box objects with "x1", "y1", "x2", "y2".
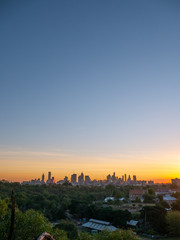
[
  {"x1": 1, "y1": 181, "x2": 180, "y2": 238},
  {"x1": 141, "y1": 206, "x2": 167, "y2": 234},
  {"x1": 0, "y1": 198, "x2": 138, "y2": 240},
  {"x1": 166, "y1": 211, "x2": 180, "y2": 236},
  {"x1": 79, "y1": 230, "x2": 138, "y2": 240},
  {"x1": 0, "y1": 181, "x2": 130, "y2": 222}
]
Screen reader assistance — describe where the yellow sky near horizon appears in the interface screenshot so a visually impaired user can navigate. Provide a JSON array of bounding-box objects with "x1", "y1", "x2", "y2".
[{"x1": 0, "y1": 148, "x2": 179, "y2": 183}]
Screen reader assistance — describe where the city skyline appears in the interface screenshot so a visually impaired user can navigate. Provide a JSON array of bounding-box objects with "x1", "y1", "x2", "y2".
[
  {"x1": 16, "y1": 171, "x2": 180, "y2": 185},
  {"x1": 1, "y1": 1, "x2": 180, "y2": 183},
  {"x1": 1, "y1": 168, "x2": 177, "y2": 184}
]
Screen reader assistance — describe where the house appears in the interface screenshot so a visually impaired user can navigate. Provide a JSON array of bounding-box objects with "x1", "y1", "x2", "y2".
[
  {"x1": 82, "y1": 218, "x2": 117, "y2": 232},
  {"x1": 129, "y1": 189, "x2": 146, "y2": 201},
  {"x1": 104, "y1": 197, "x2": 125, "y2": 203},
  {"x1": 163, "y1": 195, "x2": 176, "y2": 205},
  {"x1": 155, "y1": 188, "x2": 171, "y2": 196},
  {"x1": 127, "y1": 220, "x2": 139, "y2": 229},
  {"x1": 170, "y1": 188, "x2": 180, "y2": 194},
  {"x1": 104, "y1": 197, "x2": 114, "y2": 202}
]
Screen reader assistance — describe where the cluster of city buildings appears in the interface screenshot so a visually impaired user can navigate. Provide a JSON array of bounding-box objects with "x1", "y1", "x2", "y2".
[
  {"x1": 22, "y1": 171, "x2": 154, "y2": 186},
  {"x1": 21, "y1": 171, "x2": 180, "y2": 187},
  {"x1": 22, "y1": 172, "x2": 55, "y2": 185}
]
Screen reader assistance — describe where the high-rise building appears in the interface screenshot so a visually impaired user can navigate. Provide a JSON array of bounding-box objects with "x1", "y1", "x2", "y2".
[
  {"x1": 122, "y1": 175, "x2": 124, "y2": 182},
  {"x1": 78, "y1": 172, "x2": 84, "y2": 185},
  {"x1": 125, "y1": 174, "x2": 127, "y2": 182},
  {"x1": 112, "y1": 172, "x2": 116, "y2": 182},
  {"x1": 107, "y1": 174, "x2": 111, "y2": 182},
  {"x1": 85, "y1": 175, "x2": 91, "y2": 184},
  {"x1": 42, "y1": 173, "x2": 45, "y2": 183},
  {"x1": 71, "y1": 174, "x2": 77, "y2": 184},
  {"x1": 48, "y1": 172, "x2": 51, "y2": 181},
  {"x1": 128, "y1": 175, "x2": 131, "y2": 182},
  {"x1": 133, "y1": 175, "x2": 136, "y2": 182}
]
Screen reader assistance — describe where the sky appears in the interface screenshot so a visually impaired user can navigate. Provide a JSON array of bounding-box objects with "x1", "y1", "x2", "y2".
[{"x1": 0, "y1": 0, "x2": 180, "y2": 183}]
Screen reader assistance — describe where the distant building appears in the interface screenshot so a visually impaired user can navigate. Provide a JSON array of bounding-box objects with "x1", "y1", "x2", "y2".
[
  {"x1": 85, "y1": 175, "x2": 91, "y2": 185},
  {"x1": 107, "y1": 174, "x2": 111, "y2": 182},
  {"x1": 127, "y1": 220, "x2": 139, "y2": 229},
  {"x1": 48, "y1": 172, "x2": 51, "y2": 181},
  {"x1": 129, "y1": 189, "x2": 146, "y2": 201},
  {"x1": 133, "y1": 175, "x2": 137, "y2": 182},
  {"x1": 148, "y1": 181, "x2": 154, "y2": 185},
  {"x1": 122, "y1": 175, "x2": 124, "y2": 182},
  {"x1": 82, "y1": 219, "x2": 117, "y2": 232},
  {"x1": 112, "y1": 172, "x2": 116, "y2": 182},
  {"x1": 42, "y1": 173, "x2": 45, "y2": 183},
  {"x1": 172, "y1": 178, "x2": 180, "y2": 186},
  {"x1": 155, "y1": 188, "x2": 171, "y2": 196},
  {"x1": 78, "y1": 172, "x2": 84, "y2": 185},
  {"x1": 163, "y1": 195, "x2": 176, "y2": 205},
  {"x1": 171, "y1": 188, "x2": 180, "y2": 194},
  {"x1": 104, "y1": 197, "x2": 124, "y2": 203},
  {"x1": 46, "y1": 171, "x2": 54, "y2": 184},
  {"x1": 71, "y1": 174, "x2": 77, "y2": 184},
  {"x1": 127, "y1": 175, "x2": 131, "y2": 183}
]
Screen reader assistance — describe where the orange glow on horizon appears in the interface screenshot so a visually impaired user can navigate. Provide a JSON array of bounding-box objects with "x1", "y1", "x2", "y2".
[{"x1": 0, "y1": 149, "x2": 179, "y2": 184}]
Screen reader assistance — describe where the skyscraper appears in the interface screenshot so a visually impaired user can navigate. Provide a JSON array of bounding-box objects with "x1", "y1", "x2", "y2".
[
  {"x1": 133, "y1": 175, "x2": 137, "y2": 182},
  {"x1": 85, "y1": 175, "x2": 91, "y2": 184},
  {"x1": 71, "y1": 174, "x2": 77, "y2": 184},
  {"x1": 48, "y1": 171, "x2": 51, "y2": 181},
  {"x1": 42, "y1": 173, "x2": 45, "y2": 183},
  {"x1": 78, "y1": 172, "x2": 84, "y2": 185}
]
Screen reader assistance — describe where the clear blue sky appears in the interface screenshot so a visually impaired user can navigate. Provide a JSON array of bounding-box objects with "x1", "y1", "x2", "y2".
[{"x1": 0, "y1": 0, "x2": 180, "y2": 181}]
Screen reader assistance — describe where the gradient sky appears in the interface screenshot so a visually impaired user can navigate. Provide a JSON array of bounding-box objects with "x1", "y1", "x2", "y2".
[{"x1": 0, "y1": 0, "x2": 180, "y2": 182}]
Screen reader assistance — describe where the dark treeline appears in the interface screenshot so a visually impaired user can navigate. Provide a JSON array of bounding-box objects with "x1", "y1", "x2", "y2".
[
  {"x1": 0, "y1": 181, "x2": 131, "y2": 223},
  {"x1": 1, "y1": 181, "x2": 180, "y2": 238}
]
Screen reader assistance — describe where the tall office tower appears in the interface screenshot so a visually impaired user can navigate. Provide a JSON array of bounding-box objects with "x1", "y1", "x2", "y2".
[
  {"x1": 78, "y1": 172, "x2": 84, "y2": 185},
  {"x1": 125, "y1": 174, "x2": 127, "y2": 182},
  {"x1": 71, "y1": 174, "x2": 77, "y2": 184},
  {"x1": 112, "y1": 172, "x2": 116, "y2": 182},
  {"x1": 81, "y1": 172, "x2": 84, "y2": 182},
  {"x1": 85, "y1": 175, "x2": 91, "y2": 184},
  {"x1": 122, "y1": 175, "x2": 124, "y2": 182},
  {"x1": 128, "y1": 175, "x2": 131, "y2": 182},
  {"x1": 48, "y1": 171, "x2": 51, "y2": 181},
  {"x1": 107, "y1": 174, "x2": 111, "y2": 182},
  {"x1": 133, "y1": 175, "x2": 137, "y2": 182},
  {"x1": 42, "y1": 173, "x2": 45, "y2": 183}
]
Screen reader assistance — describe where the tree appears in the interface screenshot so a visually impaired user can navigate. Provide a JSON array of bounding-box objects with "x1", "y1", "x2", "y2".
[
  {"x1": 79, "y1": 232, "x2": 93, "y2": 240},
  {"x1": 143, "y1": 193, "x2": 155, "y2": 203},
  {"x1": 14, "y1": 209, "x2": 52, "y2": 240},
  {"x1": 141, "y1": 206, "x2": 167, "y2": 234},
  {"x1": 166, "y1": 211, "x2": 180, "y2": 236},
  {"x1": 148, "y1": 188, "x2": 155, "y2": 196},
  {"x1": 105, "y1": 185, "x2": 117, "y2": 197},
  {"x1": 0, "y1": 199, "x2": 9, "y2": 219},
  {"x1": 55, "y1": 219, "x2": 78, "y2": 240},
  {"x1": 171, "y1": 199, "x2": 180, "y2": 211},
  {"x1": 94, "y1": 230, "x2": 138, "y2": 240},
  {"x1": 51, "y1": 228, "x2": 68, "y2": 240}
]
